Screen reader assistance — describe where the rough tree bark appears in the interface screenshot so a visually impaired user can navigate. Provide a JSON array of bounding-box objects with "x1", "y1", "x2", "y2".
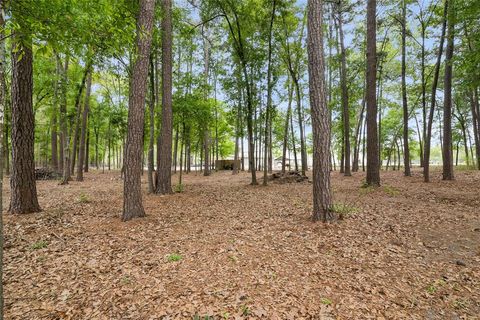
[
  {"x1": 122, "y1": 0, "x2": 155, "y2": 221},
  {"x1": 401, "y1": 0, "x2": 411, "y2": 176},
  {"x1": 308, "y1": 0, "x2": 333, "y2": 222},
  {"x1": 442, "y1": 0, "x2": 454, "y2": 180},
  {"x1": 337, "y1": 2, "x2": 351, "y2": 176},
  {"x1": 423, "y1": 0, "x2": 448, "y2": 182},
  {"x1": 155, "y1": 0, "x2": 174, "y2": 194},
  {"x1": 9, "y1": 21, "x2": 41, "y2": 213},
  {"x1": 76, "y1": 70, "x2": 92, "y2": 181},
  {"x1": 147, "y1": 57, "x2": 155, "y2": 193},
  {"x1": 366, "y1": 0, "x2": 380, "y2": 186},
  {"x1": 263, "y1": 0, "x2": 276, "y2": 186}
]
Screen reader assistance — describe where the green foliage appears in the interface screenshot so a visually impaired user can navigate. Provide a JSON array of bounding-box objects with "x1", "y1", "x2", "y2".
[
  {"x1": 174, "y1": 184, "x2": 184, "y2": 193},
  {"x1": 78, "y1": 193, "x2": 90, "y2": 203},
  {"x1": 167, "y1": 253, "x2": 182, "y2": 262},
  {"x1": 31, "y1": 240, "x2": 48, "y2": 250}
]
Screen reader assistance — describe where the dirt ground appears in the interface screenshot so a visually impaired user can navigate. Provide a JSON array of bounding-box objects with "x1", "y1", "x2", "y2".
[{"x1": 3, "y1": 168, "x2": 480, "y2": 319}]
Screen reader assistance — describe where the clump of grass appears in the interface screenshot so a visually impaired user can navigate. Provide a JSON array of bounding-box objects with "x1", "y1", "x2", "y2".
[
  {"x1": 174, "y1": 183, "x2": 184, "y2": 193},
  {"x1": 120, "y1": 275, "x2": 132, "y2": 285},
  {"x1": 383, "y1": 185, "x2": 400, "y2": 196},
  {"x1": 31, "y1": 240, "x2": 48, "y2": 250},
  {"x1": 78, "y1": 193, "x2": 90, "y2": 203},
  {"x1": 321, "y1": 297, "x2": 333, "y2": 305},
  {"x1": 359, "y1": 182, "x2": 376, "y2": 195},
  {"x1": 330, "y1": 203, "x2": 358, "y2": 219},
  {"x1": 241, "y1": 305, "x2": 250, "y2": 316},
  {"x1": 193, "y1": 315, "x2": 214, "y2": 320},
  {"x1": 167, "y1": 253, "x2": 182, "y2": 262},
  {"x1": 426, "y1": 279, "x2": 446, "y2": 295}
]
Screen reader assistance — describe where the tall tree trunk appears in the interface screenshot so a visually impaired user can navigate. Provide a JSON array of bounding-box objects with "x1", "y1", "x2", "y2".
[
  {"x1": 308, "y1": 0, "x2": 333, "y2": 222},
  {"x1": 9, "y1": 23, "x2": 41, "y2": 213},
  {"x1": 59, "y1": 56, "x2": 70, "y2": 184},
  {"x1": 442, "y1": 0, "x2": 454, "y2": 180},
  {"x1": 147, "y1": 57, "x2": 155, "y2": 193},
  {"x1": 366, "y1": 0, "x2": 380, "y2": 186},
  {"x1": 85, "y1": 126, "x2": 89, "y2": 172},
  {"x1": 469, "y1": 91, "x2": 480, "y2": 169},
  {"x1": 76, "y1": 69, "x2": 92, "y2": 181},
  {"x1": 337, "y1": 3, "x2": 351, "y2": 176},
  {"x1": 155, "y1": 0, "x2": 173, "y2": 194},
  {"x1": 51, "y1": 59, "x2": 60, "y2": 170},
  {"x1": 424, "y1": 1, "x2": 448, "y2": 182},
  {"x1": 401, "y1": 0, "x2": 411, "y2": 176},
  {"x1": 282, "y1": 79, "x2": 293, "y2": 174},
  {"x1": 263, "y1": 0, "x2": 276, "y2": 185},
  {"x1": 122, "y1": 0, "x2": 155, "y2": 221},
  {"x1": 0, "y1": 2, "x2": 6, "y2": 313}
]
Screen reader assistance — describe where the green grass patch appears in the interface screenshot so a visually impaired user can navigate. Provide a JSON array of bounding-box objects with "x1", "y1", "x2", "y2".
[
  {"x1": 167, "y1": 253, "x2": 182, "y2": 262},
  {"x1": 31, "y1": 240, "x2": 48, "y2": 250}
]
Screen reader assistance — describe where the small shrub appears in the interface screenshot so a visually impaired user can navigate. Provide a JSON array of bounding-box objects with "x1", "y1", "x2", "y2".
[
  {"x1": 241, "y1": 305, "x2": 250, "y2": 316},
  {"x1": 78, "y1": 193, "x2": 90, "y2": 203},
  {"x1": 31, "y1": 240, "x2": 48, "y2": 250},
  {"x1": 330, "y1": 203, "x2": 358, "y2": 219},
  {"x1": 167, "y1": 253, "x2": 182, "y2": 262},
  {"x1": 174, "y1": 184, "x2": 184, "y2": 193},
  {"x1": 383, "y1": 185, "x2": 400, "y2": 196}
]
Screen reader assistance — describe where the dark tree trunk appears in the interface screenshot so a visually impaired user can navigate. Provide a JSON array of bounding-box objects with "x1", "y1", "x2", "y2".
[
  {"x1": 9, "y1": 29, "x2": 41, "y2": 214},
  {"x1": 442, "y1": 0, "x2": 454, "y2": 180},
  {"x1": 337, "y1": 2, "x2": 351, "y2": 176},
  {"x1": 85, "y1": 126, "x2": 89, "y2": 172},
  {"x1": 59, "y1": 56, "x2": 70, "y2": 184},
  {"x1": 424, "y1": 1, "x2": 448, "y2": 182},
  {"x1": 51, "y1": 59, "x2": 60, "y2": 170},
  {"x1": 263, "y1": 0, "x2": 276, "y2": 185},
  {"x1": 155, "y1": 0, "x2": 173, "y2": 194},
  {"x1": 282, "y1": 79, "x2": 293, "y2": 174},
  {"x1": 401, "y1": 0, "x2": 411, "y2": 176},
  {"x1": 122, "y1": 0, "x2": 155, "y2": 221},
  {"x1": 77, "y1": 70, "x2": 92, "y2": 181},
  {"x1": 147, "y1": 57, "x2": 155, "y2": 193},
  {"x1": 308, "y1": 0, "x2": 333, "y2": 222},
  {"x1": 366, "y1": 0, "x2": 380, "y2": 186}
]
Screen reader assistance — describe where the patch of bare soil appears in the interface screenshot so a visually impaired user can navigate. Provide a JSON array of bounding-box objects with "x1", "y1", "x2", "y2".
[{"x1": 3, "y1": 168, "x2": 480, "y2": 319}]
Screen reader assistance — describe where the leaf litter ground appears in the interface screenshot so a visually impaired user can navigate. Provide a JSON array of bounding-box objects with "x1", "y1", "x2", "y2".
[{"x1": 3, "y1": 168, "x2": 480, "y2": 319}]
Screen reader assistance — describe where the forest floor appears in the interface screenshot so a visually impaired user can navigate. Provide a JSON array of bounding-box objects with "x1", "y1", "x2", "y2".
[{"x1": 3, "y1": 168, "x2": 480, "y2": 319}]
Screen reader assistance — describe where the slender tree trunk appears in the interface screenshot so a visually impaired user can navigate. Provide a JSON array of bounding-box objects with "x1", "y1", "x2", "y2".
[
  {"x1": 469, "y1": 90, "x2": 480, "y2": 169},
  {"x1": 155, "y1": 0, "x2": 173, "y2": 194},
  {"x1": 51, "y1": 59, "x2": 60, "y2": 170},
  {"x1": 147, "y1": 57, "x2": 155, "y2": 193},
  {"x1": 282, "y1": 79, "x2": 293, "y2": 174},
  {"x1": 173, "y1": 123, "x2": 179, "y2": 173},
  {"x1": 77, "y1": 69, "x2": 92, "y2": 181},
  {"x1": 442, "y1": 0, "x2": 454, "y2": 180},
  {"x1": 424, "y1": 0, "x2": 448, "y2": 182},
  {"x1": 85, "y1": 126, "x2": 89, "y2": 172},
  {"x1": 401, "y1": 0, "x2": 411, "y2": 176},
  {"x1": 263, "y1": 0, "x2": 276, "y2": 185},
  {"x1": 122, "y1": 0, "x2": 155, "y2": 221},
  {"x1": 308, "y1": 0, "x2": 333, "y2": 222},
  {"x1": 337, "y1": 3, "x2": 351, "y2": 176},
  {"x1": 366, "y1": 0, "x2": 380, "y2": 186}
]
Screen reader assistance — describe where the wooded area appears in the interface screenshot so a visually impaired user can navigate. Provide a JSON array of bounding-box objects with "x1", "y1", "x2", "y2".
[{"x1": 0, "y1": 0, "x2": 479, "y2": 318}]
